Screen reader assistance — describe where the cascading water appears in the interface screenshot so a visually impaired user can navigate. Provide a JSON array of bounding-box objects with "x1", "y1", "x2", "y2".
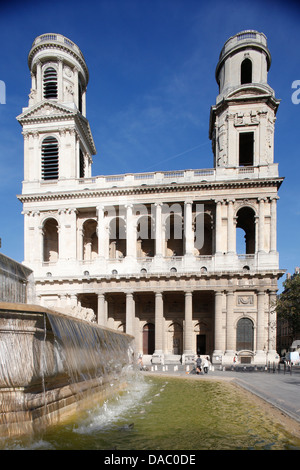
[{"x1": 0, "y1": 302, "x2": 134, "y2": 438}]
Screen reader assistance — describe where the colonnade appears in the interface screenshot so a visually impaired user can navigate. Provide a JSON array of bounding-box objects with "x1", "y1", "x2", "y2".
[
  {"x1": 23, "y1": 196, "x2": 278, "y2": 265},
  {"x1": 95, "y1": 288, "x2": 277, "y2": 361}
]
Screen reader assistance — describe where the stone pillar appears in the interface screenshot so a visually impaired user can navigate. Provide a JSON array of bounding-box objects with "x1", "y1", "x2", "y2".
[
  {"x1": 184, "y1": 201, "x2": 194, "y2": 255},
  {"x1": 97, "y1": 205, "x2": 106, "y2": 258},
  {"x1": 256, "y1": 290, "x2": 266, "y2": 353},
  {"x1": 270, "y1": 197, "x2": 277, "y2": 252},
  {"x1": 36, "y1": 60, "x2": 42, "y2": 101},
  {"x1": 58, "y1": 57, "x2": 63, "y2": 101},
  {"x1": 258, "y1": 198, "x2": 265, "y2": 252},
  {"x1": 268, "y1": 290, "x2": 277, "y2": 353},
  {"x1": 154, "y1": 203, "x2": 163, "y2": 257},
  {"x1": 225, "y1": 291, "x2": 235, "y2": 354},
  {"x1": 153, "y1": 291, "x2": 164, "y2": 363},
  {"x1": 183, "y1": 291, "x2": 193, "y2": 357},
  {"x1": 215, "y1": 200, "x2": 223, "y2": 254},
  {"x1": 126, "y1": 204, "x2": 135, "y2": 258},
  {"x1": 78, "y1": 227, "x2": 84, "y2": 261},
  {"x1": 214, "y1": 291, "x2": 224, "y2": 353},
  {"x1": 97, "y1": 293, "x2": 107, "y2": 326},
  {"x1": 227, "y1": 200, "x2": 236, "y2": 254},
  {"x1": 126, "y1": 292, "x2": 135, "y2": 336}
]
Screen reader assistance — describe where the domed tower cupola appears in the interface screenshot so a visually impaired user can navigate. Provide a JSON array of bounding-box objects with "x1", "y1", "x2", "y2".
[
  {"x1": 209, "y1": 30, "x2": 280, "y2": 170},
  {"x1": 27, "y1": 33, "x2": 89, "y2": 114}
]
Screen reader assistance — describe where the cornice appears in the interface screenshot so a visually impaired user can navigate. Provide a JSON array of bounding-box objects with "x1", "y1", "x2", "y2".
[
  {"x1": 34, "y1": 268, "x2": 285, "y2": 286},
  {"x1": 17, "y1": 177, "x2": 284, "y2": 203}
]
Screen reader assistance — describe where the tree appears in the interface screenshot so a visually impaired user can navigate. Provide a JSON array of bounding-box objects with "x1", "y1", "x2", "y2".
[{"x1": 276, "y1": 274, "x2": 300, "y2": 342}]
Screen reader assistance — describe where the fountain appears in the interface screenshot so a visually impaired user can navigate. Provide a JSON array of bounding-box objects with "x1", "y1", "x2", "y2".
[{"x1": 0, "y1": 302, "x2": 134, "y2": 438}]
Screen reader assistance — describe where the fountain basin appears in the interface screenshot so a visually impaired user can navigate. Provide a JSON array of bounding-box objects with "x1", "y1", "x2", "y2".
[{"x1": 0, "y1": 302, "x2": 134, "y2": 437}]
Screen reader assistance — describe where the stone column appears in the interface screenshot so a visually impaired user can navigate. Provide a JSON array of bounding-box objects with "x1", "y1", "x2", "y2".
[
  {"x1": 225, "y1": 291, "x2": 235, "y2": 353},
  {"x1": 184, "y1": 201, "x2": 194, "y2": 255},
  {"x1": 256, "y1": 290, "x2": 266, "y2": 353},
  {"x1": 78, "y1": 227, "x2": 84, "y2": 261},
  {"x1": 154, "y1": 203, "x2": 163, "y2": 257},
  {"x1": 270, "y1": 197, "x2": 277, "y2": 252},
  {"x1": 126, "y1": 204, "x2": 135, "y2": 258},
  {"x1": 58, "y1": 57, "x2": 63, "y2": 101},
  {"x1": 183, "y1": 291, "x2": 193, "y2": 355},
  {"x1": 227, "y1": 200, "x2": 236, "y2": 254},
  {"x1": 97, "y1": 205, "x2": 106, "y2": 258},
  {"x1": 215, "y1": 200, "x2": 223, "y2": 255},
  {"x1": 153, "y1": 292, "x2": 164, "y2": 362},
  {"x1": 268, "y1": 290, "x2": 277, "y2": 353},
  {"x1": 214, "y1": 291, "x2": 224, "y2": 353},
  {"x1": 258, "y1": 198, "x2": 265, "y2": 252},
  {"x1": 36, "y1": 60, "x2": 42, "y2": 101},
  {"x1": 126, "y1": 292, "x2": 135, "y2": 336},
  {"x1": 97, "y1": 293, "x2": 107, "y2": 326}
]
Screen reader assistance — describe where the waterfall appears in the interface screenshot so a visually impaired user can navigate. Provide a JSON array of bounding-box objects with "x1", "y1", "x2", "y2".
[{"x1": 0, "y1": 303, "x2": 134, "y2": 438}]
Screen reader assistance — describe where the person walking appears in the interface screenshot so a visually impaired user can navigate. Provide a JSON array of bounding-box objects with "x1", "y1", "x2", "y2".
[
  {"x1": 196, "y1": 355, "x2": 202, "y2": 374},
  {"x1": 203, "y1": 356, "x2": 209, "y2": 374}
]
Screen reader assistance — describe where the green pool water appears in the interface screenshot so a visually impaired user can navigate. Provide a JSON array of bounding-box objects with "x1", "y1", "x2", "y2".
[{"x1": 2, "y1": 373, "x2": 300, "y2": 450}]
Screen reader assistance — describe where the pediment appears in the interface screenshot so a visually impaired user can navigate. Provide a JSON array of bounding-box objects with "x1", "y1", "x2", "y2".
[{"x1": 17, "y1": 101, "x2": 76, "y2": 123}]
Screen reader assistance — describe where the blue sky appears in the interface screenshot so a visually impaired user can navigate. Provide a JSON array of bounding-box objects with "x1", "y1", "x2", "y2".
[{"x1": 0, "y1": 0, "x2": 299, "y2": 290}]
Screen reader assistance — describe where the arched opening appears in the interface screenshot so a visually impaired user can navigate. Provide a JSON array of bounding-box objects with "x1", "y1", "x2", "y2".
[
  {"x1": 43, "y1": 218, "x2": 59, "y2": 262},
  {"x1": 241, "y1": 58, "x2": 252, "y2": 85},
  {"x1": 41, "y1": 136, "x2": 59, "y2": 180},
  {"x1": 236, "y1": 207, "x2": 256, "y2": 254},
  {"x1": 143, "y1": 323, "x2": 155, "y2": 355},
  {"x1": 194, "y1": 212, "x2": 213, "y2": 255},
  {"x1": 137, "y1": 215, "x2": 154, "y2": 258},
  {"x1": 82, "y1": 219, "x2": 98, "y2": 261},
  {"x1": 167, "y1": 322, "x2": 183, "y2": 355},
  {"x1": 236, "y1": 318, "x2": 254, "y2": 351},
  {"x1": 43, "y1": 67, "x2": 58, "y2": 99},
  {"x1": 165, "y1": 213, "x2": 183, "y2": 256},
  {"x1": 109, "y1": 217, "x2": 126, "y2": 259}
]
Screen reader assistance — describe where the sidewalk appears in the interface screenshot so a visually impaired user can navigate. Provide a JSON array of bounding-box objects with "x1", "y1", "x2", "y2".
[{"x1": 146, "y1": 364, "x2": 300, "y2": 424}]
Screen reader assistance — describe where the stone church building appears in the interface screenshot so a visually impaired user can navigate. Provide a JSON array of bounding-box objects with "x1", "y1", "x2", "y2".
[{"x1": 17, "y1": 30, "x2": 284, "y2": 366}]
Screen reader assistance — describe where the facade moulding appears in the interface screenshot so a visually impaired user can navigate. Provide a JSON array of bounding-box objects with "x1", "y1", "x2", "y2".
[{"x1": 17, "y1": 178, "x2": 284, "y2": 203}]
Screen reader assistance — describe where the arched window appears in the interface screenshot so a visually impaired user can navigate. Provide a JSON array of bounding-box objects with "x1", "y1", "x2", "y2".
[
  {"x1": 79, "y1": 149, "x2": 85, "y2": 178},
  {"x1": 241, "y1": 58, "x2": 252, "y2": 85},
  {"x1": 43, "y1": 218, "x2": 59, "y2": 262},
  {"x1": 41, "y1": 136, "x2": 59, "y2": 180},
  {"x1": 109, "y1": 217, "x2": 126, "y2": 259},
  {"x1": 236, "y1": 207, "x2": 256, "y2": 254},
  {"x1": 43, "y1": 67, "x2": 58, "y2": 99},
  {"x1": 236, "y1": 318, "x2": 254, "y2": 351}
]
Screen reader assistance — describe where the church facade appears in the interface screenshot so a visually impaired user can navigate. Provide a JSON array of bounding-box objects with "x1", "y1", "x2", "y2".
[{"x1": 17, "y1": 30, "x2": 284, "y2": 366}]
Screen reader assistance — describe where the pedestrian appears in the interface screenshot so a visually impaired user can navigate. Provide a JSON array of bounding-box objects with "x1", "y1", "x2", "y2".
[
  {"x1": 196, "y1": 355, "x2": 202, "y2": 374},
  {"x1": 203, "y1": 356, "x2": 209, "y2": 374}
]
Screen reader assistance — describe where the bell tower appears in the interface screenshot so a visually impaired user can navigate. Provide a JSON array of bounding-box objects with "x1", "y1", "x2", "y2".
[
  {"x1": 17, "y1": 33, "x2": 96, "y2": 191},
  {"x1": 209, "y1": 30, "x2": 280, "y2": 170}
]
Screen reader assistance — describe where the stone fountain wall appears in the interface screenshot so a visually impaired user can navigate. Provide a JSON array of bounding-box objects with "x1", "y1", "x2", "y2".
[
  {"x1": 0, "y1": 302, "x2": 134, "y2": 437},
  {"x1": 0, "y1": 253, "x2": 34, "y2": 303}
]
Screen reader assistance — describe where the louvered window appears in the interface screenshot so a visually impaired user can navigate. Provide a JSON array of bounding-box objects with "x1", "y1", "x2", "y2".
[
  {"x1": 43, "y1": 67, "x2": 58, "y2": 99},
  {"x1": 79, "y1": 149, "x2": 85, "y2": 178},
  {"x1": 41, "y1": 137, "x2": 59, "y2": 180}
]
